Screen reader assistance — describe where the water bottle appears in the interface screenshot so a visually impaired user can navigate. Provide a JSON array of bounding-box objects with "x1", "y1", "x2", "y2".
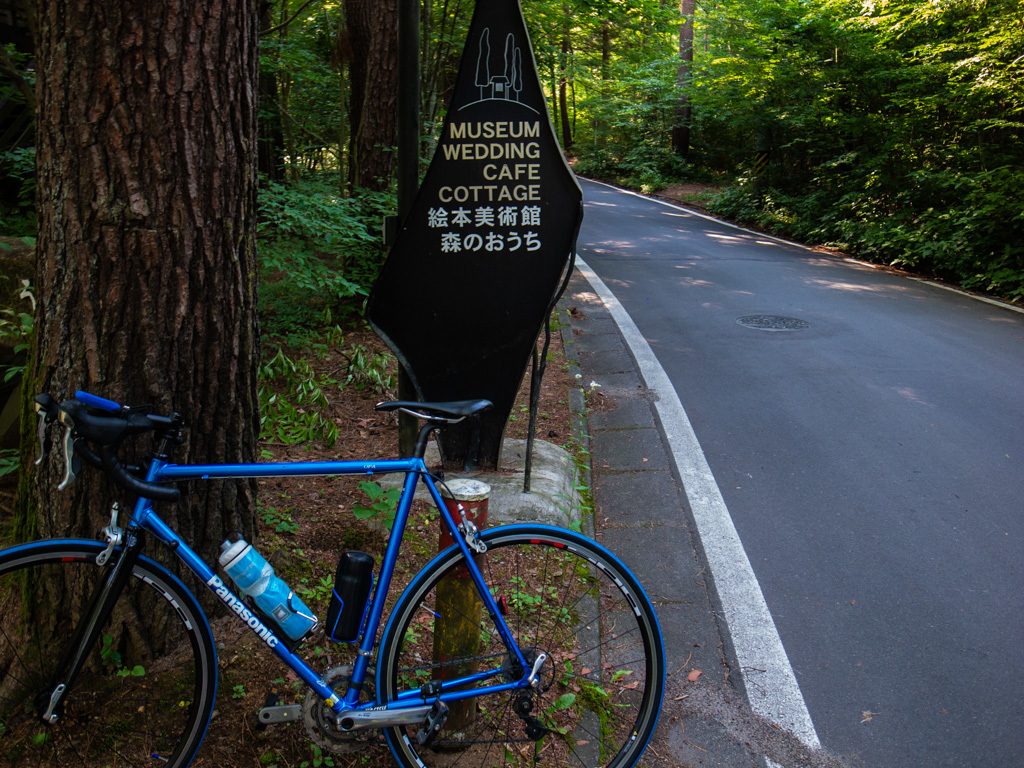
[
  {"x1": 219, "y1": 538, "x2": 318, "y2": 643},
  {"x1": 325, "y1": 551, "x2": 375, "y2": 643}
]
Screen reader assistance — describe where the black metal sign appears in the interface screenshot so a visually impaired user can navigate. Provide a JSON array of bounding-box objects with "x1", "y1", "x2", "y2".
[{"x1": 366, "y1": 0, "x2": 582, "y2": 469}]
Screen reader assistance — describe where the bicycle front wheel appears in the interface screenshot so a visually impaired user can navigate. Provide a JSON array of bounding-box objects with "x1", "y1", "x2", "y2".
[
  {"x1": 0, "y1": 539, "x2": 217, "y2": 767},
  {"x1": 378, "y1": 524, "x2": 665, "y2": 768}
]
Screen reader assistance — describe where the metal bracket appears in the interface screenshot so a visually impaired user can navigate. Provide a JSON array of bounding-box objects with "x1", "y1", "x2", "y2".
[{"x1": 457, "y1": 505, "x2": 487, "y2": 554}]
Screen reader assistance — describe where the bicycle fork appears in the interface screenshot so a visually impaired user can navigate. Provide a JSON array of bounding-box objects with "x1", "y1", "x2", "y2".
[{"x1": 39, "y1": 515, "x2": 145, "y2": 725}]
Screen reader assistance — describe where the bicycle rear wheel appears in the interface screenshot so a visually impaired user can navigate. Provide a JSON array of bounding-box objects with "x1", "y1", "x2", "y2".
[
  {"x1": 378, "y1": 524, "x2": 665, "y2": 768},
  {"x1": 0, "y1": 539, "x2": 217, "y2": 767}
]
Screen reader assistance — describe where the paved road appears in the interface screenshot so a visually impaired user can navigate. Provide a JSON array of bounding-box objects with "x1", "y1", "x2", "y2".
[{"x1": 575, "y1": 179, "x2": 1024, "y2": 768}]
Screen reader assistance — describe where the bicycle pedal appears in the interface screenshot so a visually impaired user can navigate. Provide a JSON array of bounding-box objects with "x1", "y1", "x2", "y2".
[
  {"x1": 416, "y1": 699, "x2": 449, "y2": 747},
  {"x1": 255, "y1": 688, "x2": 279, "y2": 731}
]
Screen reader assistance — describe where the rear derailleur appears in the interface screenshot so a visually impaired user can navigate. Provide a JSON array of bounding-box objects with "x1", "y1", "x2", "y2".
[{"x1": 513, "y1": 692, "x2": 549, "y2": 742}]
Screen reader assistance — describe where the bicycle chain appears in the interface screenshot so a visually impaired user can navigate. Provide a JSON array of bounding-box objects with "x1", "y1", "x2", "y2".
[{"x1": 394, "y1": 650, "x2": 508, "y2": 676}]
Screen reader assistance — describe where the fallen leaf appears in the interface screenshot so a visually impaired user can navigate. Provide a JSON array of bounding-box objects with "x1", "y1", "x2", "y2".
[
  {"x1": 687, "y1": 669, "x2": 702, "y2": 682},
  {"x1": 861, "y1": 710, "x2": 880, "y2": 724}
]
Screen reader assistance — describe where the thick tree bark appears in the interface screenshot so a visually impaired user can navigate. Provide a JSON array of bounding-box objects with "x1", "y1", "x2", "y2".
[
  {"x1": 345, "y1": 0, "x2": 398, "y2": 191},
  {"x1": 23, "y1": 0, "x2": 260, "y2": 567}
]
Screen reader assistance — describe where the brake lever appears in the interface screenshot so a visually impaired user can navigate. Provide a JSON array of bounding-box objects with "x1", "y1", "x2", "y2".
[
  {"x1": 33, "y1": 395, "x2": 58, "y2": 466},
  {"x1": 57, "y1": 425, "x2": 80, "y2": 490},
  {"x1": 35, "y1": 409, "x2": 50, "y2": 466}
]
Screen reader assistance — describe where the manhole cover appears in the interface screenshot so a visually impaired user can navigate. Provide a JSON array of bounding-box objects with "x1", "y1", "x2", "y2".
[{"x1": 737, "y1": 315, "x2": 809, "y2": 331}]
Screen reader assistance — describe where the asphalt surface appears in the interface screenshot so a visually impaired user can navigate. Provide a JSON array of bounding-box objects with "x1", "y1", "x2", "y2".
[{"x1": 566, "y1": 179, "x2": 1024, "y2": 768}]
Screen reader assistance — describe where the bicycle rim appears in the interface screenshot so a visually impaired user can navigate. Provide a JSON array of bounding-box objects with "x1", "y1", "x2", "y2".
[
  {"x1": 379, "y1": 525, "x2": 664, "y2": 768},
  {"x1": 0, "y1": 540, "x2": 217, "y2": 767}
]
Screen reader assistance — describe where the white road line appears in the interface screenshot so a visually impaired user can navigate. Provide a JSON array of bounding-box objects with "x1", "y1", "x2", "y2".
[{"x1": 576, "y1": 255, "x2": 822, "y2": 750}]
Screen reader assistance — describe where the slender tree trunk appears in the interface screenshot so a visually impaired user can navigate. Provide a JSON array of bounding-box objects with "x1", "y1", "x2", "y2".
[
  {"x1": 258, "y1": 0, "x2": 286, "y2": 181},
  {"x1": 23, "y1": 0, "x2": 260, "y2": 572},
  {"x1": 596, "y1": 20, "x2": 610, "y2": 147},
  {"x1": 672, "y1": 0, "x2": 696, "y2": 159},
  {"x1": 559, "y1": 9, "x2": 573, "y2": 150}
]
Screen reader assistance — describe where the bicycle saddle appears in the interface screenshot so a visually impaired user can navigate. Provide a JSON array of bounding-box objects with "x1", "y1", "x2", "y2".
[{"x1": 374, "y1": 399, "x2": 493, "y2": 421}]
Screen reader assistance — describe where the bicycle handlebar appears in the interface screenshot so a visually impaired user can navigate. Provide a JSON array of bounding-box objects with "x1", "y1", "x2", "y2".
[
  {"x1": 38, "y1": 391, "x2": 182, "y2": 503},
  {"x1": 75, "y1": 390, "x2": 122, "y2": 413}
]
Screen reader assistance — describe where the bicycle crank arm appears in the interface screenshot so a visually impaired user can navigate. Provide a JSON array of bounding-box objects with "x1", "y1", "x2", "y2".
[
  {"x1": 337, "y1": 704, "x2": 433, "y2": 732},
  {"x1": 258, "y1": 704, "x2": 303, "y2": 725}
]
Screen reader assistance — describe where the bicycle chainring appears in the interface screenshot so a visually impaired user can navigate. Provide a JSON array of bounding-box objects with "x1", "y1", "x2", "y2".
[{"x1": 302, "y1": 664, "x2": 380, "y2": 754}]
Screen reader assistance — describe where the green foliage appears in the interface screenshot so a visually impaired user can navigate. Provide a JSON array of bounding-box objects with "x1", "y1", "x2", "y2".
[
  {"x1": 352, "y1": 480, "x2": 402, "y2": 529},
  {"x1": 343, "y1": 343, "x2": 396, "y2": 396},
  {"x1": 683, "y1": 0, "x2": 1024, "y2": 301},
  {"x1": 0, "y1": 304, "x2": 33, "y2": 383},
  {"x1": 0, "y1": 449, "x2": 18, "y2": 478},
  {"x1": 296, "y1": 573, "x2": 334, "y2": 605},
  {"x1": 299, "y1": 744, "x2": 335, "y2": 768},
  {"x1": 257, "y1": 173, "x2": 395, "y2": 340},
  {"x1": 258, "y1": 347, "x2": 340, "y2": 446},
  {"x1": 260, "y1": 504, "x2": 300, "y2": 535},
  {"x1": 0, "y1": 148, "x2": 36, "y2": 237}
]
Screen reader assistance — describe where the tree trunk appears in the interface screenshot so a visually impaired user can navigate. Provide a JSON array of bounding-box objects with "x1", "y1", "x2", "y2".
[
  {"x1": 258, "y1": 0, "x2": 286, "y2": 182},
  {"x1": 559, "y1": 15, "x2": 573, "y2": 151},
  {"x1": 23, "y1": 0, "x2": 260, "y2": 570},
  {"x1": 672, "y1": 0, "x2": 696, "y2": 159},
  {"x1": 596, "y1": 20, "x2": 611, "y2": 148},
  {"x1": 345, "y1": 0, "x2": 398, "y2": 191}
]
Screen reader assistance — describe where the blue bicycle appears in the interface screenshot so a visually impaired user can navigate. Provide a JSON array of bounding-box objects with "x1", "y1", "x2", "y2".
[{"x1": 0, "y1": 390, "x2": 664, "y2": 767}]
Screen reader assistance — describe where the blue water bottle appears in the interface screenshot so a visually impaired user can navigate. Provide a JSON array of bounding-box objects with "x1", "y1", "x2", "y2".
[{"x1": 219, "y1": 538, "x2": 318, "y2": 643}]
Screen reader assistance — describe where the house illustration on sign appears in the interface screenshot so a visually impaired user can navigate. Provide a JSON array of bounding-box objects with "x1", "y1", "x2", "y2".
[{"x1": 475, "y1": 28, "x2": 523, "y2": 103}]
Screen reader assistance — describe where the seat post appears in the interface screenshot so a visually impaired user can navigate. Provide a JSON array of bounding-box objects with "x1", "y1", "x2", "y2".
[{"x1": 412, "y1": 422, "x2": 435, "y2": 460}]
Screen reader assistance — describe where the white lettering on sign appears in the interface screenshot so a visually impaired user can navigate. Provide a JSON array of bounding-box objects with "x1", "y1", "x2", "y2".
[
  {"x1": 432, "y1": 120, "x2": 547, "y2": 255},
  {"x1": 482, "y1": 163, "x2": 540, "y2": 181},
  {"x1": 438, "y1": 185, "x2": 541, "y2": 203},
  {"x1": 442, "y1": 142, "x2": 541, "y2": 161},
  {"x1": 449, "y1": 121, "x2": 541, "y2": 139}
]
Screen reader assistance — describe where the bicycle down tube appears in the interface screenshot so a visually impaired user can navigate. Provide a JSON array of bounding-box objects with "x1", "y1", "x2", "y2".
[{"x1": 145, "y1": 456, "x2": 530, "y2": 715}]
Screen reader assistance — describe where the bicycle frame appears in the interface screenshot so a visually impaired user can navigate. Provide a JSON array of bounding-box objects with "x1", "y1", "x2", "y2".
[{"x1": 125, "y1": 455, "x2": 530, "y2": 718}]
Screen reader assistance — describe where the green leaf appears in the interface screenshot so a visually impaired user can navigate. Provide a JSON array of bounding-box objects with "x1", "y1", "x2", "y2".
[{"x1": 552, "y1": 693, "x2": 577, "y2": 711}]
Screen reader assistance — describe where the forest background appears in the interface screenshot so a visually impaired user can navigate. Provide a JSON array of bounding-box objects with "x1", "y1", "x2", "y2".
[{"x1": 3, "y1": 0, "x2": 1023, "y2": 317}]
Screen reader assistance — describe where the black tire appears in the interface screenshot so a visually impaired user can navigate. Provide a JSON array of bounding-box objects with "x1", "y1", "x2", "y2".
[
  {"x1": 378, "y1": 524, "x2": 665, "y2": 768},
  {"x1": 0, "y1": 539, "x2": 217, "y2": 767}
]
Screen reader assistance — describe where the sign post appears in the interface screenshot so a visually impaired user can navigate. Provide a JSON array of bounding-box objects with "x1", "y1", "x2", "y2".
[{"x1": 367, "y1": 0, "x2": 583, "y2": 470}]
